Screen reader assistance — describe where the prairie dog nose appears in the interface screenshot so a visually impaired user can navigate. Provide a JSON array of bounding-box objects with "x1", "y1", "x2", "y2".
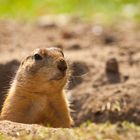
[{"x1": 57, "y1": 59, "x2": 67, "y2": 72}]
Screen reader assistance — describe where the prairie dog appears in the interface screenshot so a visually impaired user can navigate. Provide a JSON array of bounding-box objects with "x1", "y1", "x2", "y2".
[{"x1": 1, "y1": 47, "x2": 73, "y2": 128}]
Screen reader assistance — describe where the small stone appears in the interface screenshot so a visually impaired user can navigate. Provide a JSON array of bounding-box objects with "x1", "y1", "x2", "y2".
[
  {"x1": 62, "y1": 31, "x2": 76, "y2": 39},
  {"x1": 123, "y1": 75, "x2": 129, "y2": 82},
  {"x1": 37, "y1": 16, "x2": 57, "y2": 28},
  {"x1": 104, "y1": 35, "x2": 116, "y2": 44},
  {"x1": 68, "y1": 43, "x2": 81, "y2": 50},
  {"x1": 92, "y1": 25, "x2": 103, "y2": 36}
]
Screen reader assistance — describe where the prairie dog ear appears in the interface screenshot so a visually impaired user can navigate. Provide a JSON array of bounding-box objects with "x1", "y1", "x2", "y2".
[
  {"x1": 21, "y1": 56, "x2": 31, "y2": 66},
  {"x1": 57, "y1": 47, "x2": 64, "y2": 57},
  {"x1": 49, "y1": 47, "x2": 64, "y2": 57}
]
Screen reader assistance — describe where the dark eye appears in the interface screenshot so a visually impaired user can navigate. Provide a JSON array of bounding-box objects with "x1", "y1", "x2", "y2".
[{"x1": 34, "y1": 54, "x2": 42, "y2": 60}]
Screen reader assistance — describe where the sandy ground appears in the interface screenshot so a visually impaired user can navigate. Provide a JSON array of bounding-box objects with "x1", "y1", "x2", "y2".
[{"x1": 0, "y1": 19, "x2": 140, "y2": 133}]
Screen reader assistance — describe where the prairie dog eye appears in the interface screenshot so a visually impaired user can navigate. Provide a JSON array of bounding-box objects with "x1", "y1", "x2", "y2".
[{"x1": 34, "y1": 54, "x2": 43, "y2": 60}]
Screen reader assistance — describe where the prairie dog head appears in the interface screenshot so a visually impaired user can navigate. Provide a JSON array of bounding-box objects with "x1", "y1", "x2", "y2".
[{"x1": 16, "y1": 47, "x2": 68, "y2": 93}]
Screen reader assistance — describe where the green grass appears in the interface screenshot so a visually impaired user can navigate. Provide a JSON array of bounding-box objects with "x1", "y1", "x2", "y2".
[
  {"x1": 0, "y1": 122, "x2": 140, "y2": 140},
  {"x1": 0, "y1": 0, "x2": 140, "y2": 21}
]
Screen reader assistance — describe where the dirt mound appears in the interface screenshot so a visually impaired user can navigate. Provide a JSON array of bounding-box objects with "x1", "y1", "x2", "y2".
[
  {"x1": 71, "y1": 81, "x2": 140, "y2": 125},
  {"x1": 0, "y1": 20, "x2": 140, "y2": 127},
  {"x1": 0, "y1": 121, "x2": 41, "y2": 137}
]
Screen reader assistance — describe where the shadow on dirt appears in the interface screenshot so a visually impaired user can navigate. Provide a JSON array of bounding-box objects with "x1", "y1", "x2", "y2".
[{"x1": 0, "y1": 60, "x2": 20, "y2": 110}]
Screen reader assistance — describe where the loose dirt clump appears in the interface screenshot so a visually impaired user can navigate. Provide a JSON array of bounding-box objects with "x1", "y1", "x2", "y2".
[{"x1": 105, "y1": 58, "x2": 121, "y2": 83}]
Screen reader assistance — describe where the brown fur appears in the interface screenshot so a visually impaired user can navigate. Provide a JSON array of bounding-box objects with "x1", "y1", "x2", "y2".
[{"x1": 0, "y1": 48, "x2": 73, "y2": 128}]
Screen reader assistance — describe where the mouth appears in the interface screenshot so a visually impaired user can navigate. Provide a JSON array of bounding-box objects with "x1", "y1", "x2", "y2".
[{"x1": 49, "y1": 72, "x2": 66, "y2": 81}]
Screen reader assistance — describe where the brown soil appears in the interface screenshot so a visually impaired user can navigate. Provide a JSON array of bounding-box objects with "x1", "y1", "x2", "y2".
[
  {"x1": 0, "y1": 19, "x2": 140, "y2": 129},
  {"x1": 0, "y1": 121, "x2": 42, "y2": 137}
]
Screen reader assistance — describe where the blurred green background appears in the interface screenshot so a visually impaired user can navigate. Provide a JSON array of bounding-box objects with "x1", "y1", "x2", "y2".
[{"x1": 0, "y1": 0, "x2": 140, "y2": 21}]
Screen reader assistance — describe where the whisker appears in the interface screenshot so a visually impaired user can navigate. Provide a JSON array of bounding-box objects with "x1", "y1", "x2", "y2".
[
  {"x1": 70, "y1": 72, "x2": 90, "y2": 78},
  {"x1": 66, "y1": 58, "x2": 90, "y2": 78}
]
